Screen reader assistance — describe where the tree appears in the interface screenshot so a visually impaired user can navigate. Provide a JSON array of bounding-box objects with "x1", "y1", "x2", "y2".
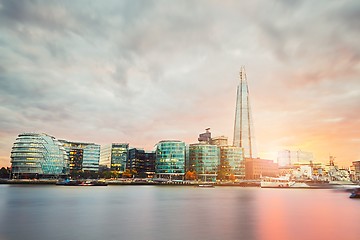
[
  {"x1": 122, "y1": 169, "x2": 137, "y2": 178},
  {"x1": 0, "y1": 167, "x2": 10, "y2": 178},
  {"x1": 217, "y1": 160, "x2": 233, "y2": 181},
  {"x1": 185, "y1": 170, "x2": 197, "y2": 181}
]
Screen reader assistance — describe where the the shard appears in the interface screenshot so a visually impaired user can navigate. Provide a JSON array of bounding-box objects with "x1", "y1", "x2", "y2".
[{"x1": 233, "y1": 66, "x2": 257, "y2": 158}]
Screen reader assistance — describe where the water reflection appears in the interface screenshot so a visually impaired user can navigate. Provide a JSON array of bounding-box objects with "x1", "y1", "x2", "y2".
[
  {"x1": 0, "y1": 185, "x2": 359, "y2": 240},
  {"x1": 255, "y1": 189, "x2": 360, "y2": 240}
]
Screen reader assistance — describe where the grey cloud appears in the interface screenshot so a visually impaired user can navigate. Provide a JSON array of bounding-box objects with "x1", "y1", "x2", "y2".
[{"x1": 1, "y1": 0, "x2": 360, "y2": 166}]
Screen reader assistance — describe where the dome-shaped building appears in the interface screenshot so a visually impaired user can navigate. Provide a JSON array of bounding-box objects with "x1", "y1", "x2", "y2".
[{"x1": 11, "y1": 133, "x2": 69, "y2": 178}]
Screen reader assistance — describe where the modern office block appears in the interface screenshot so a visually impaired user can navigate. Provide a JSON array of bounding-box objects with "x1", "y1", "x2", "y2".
[
  {"x1": 219, "y1": 146, "x2": 245, "y2": 180},
  {"x1": 188, "y1": 143, "x2": 219, "y2": 182},
  {"x1": 155, "y1": 140, "x2": 185, "y2": 180},
  {"x1": 100, "y1": 143, "x2": 129, "y2": 172},
  {"x1": 59, "y1": 140, "x2": 100, "y2": 172},
  {"x1": 128, "y1": 148, "x2": 155, "y2": 177}
]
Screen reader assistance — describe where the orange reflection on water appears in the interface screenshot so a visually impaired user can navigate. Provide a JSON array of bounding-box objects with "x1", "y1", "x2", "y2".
[
  {"x1": 256, "y1": 191, "x2": 291, "y2": 240},
  {"x1": 255, "y1": 189, "x2": 360, "y2": 240}
]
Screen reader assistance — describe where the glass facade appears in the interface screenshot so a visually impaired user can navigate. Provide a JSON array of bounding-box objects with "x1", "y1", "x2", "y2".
[
  {"x1": 233, "y1": 66, "x2": 257, "y2": 158},
  {"x1": 188, "y1": 143, "x2": 219, "y2": 182},
  {"x1": 155, "y1": 141, "x2": 185, "y2": 179},
  {"x1": 128, "y1": 148, "x2": 155, "y2": 176},
  {"x1": 111, "y1": 143, "x2": 128, "y2": 172},
  {"x1": 60, "y1": 140, "x2": 100, "y2": 172},
  {"x1": 100, "y1": 143, "x2": 129, "y2": 172},
  {"x1": 219, "y1": 146, "x2": 245, "y2": 179},
  {"x1": 83, "y1": 144, "x2": 101, "y2": 171},
  {"x1": 10, "y1": 133, "x2": 69, "y2": 178}
]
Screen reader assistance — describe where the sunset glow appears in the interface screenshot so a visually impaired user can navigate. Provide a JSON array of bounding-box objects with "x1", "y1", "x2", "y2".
[{"x1": 0, "y1": 1, "x2": 359, "y2": 168}]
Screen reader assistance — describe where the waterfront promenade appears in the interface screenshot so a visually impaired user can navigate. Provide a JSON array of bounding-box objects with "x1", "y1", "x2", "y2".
[{"x1": 0, "y1": 178, "x2": 260, "y2": 187}]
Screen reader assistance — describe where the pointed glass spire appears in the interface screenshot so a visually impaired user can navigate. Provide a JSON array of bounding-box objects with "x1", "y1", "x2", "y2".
[{"x1": 233, "y1": 66, "x2": 257, "y2": 158}]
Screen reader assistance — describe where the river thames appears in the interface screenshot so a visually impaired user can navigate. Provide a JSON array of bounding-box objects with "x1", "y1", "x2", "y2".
[{"x1": 0, "y1": 185, "x2": 359, "y2": 240}]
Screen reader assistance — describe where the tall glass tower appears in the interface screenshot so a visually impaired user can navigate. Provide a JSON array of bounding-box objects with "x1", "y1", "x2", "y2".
[{"x1": 233, "y1": 66, "x2": 257, "y2": 159}]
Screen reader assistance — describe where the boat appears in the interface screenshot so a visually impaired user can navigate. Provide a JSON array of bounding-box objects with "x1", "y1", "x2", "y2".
[
  {"x1": 260, "y1": 177, "x2": 356, "y2": 189},
  {"x1": 197, "y1": 184, "x2": 215, "y2": 188},
  {"x1": 260, "y1": 177, "x2": 295, "y2": 188},
  {"x1": 349, "y1": 188, "x2": 360, "y2": 198},
  {"x1": 56, "y1": 179, "x2": 107, "y2": 186}
]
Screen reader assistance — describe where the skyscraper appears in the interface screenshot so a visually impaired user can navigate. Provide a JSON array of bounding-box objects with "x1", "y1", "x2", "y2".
[{"x1": 233, "y1": 66, "x2": 257, "y2": 158}]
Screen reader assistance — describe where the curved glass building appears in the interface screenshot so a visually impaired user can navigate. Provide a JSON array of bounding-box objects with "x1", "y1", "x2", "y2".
[
  {"x1": 11, "y1": 133, "x2": 69, "y2": 178},
  {"x1": 155, "y1": 140, "x2": 185, "y2": 180}
]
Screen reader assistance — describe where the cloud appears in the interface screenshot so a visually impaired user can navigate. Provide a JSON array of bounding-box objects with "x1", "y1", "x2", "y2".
[{"x1": 1, "y1": 0, "x2": 360, "y2": 167}]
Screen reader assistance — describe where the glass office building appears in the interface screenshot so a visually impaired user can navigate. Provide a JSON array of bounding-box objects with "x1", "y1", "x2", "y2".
[
  {"x1": 219, "y1": 146, "x2": 245, "y2": 180},
  {"x1": 188, "y1": 143, "x2": 219, "y2": 182},
  {"x1": 128, "y1": 148, "x2": 156, "y2": 177},
  {"x1": 100, "y1": 143, "x2": 129, "y2": 172},
  {"x1": 155, "y1": 140, "x2": 185, "y2": 180},
  {"x1": 10, "y1": 133, "x2": 69, "y2": 178},
  {"x1": 59, "y1": 140, "x2": 100, "y2": 172}
]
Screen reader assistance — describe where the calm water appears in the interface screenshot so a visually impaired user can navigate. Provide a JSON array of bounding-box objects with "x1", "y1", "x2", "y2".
[{"x1": 0, "y1": 185, "x2": 359, "y2": 240}]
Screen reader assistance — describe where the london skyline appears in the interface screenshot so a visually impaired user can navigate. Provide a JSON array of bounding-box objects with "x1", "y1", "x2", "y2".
[{"x1": 1, "y1": 0, "x2": 359, "y2": 168}]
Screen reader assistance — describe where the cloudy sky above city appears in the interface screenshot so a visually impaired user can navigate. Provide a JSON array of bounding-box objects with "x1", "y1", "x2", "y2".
[{"x1": 0, "y1": 0, "x2": 359, "y2": 167}]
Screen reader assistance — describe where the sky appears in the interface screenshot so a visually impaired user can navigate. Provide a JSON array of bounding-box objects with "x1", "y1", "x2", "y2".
[{"x1": 0, "y1": 0, "x2": 359, "y2": 168}]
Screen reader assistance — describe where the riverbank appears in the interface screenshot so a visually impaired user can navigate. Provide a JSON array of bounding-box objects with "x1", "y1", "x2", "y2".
[{"x1": 0, "y1": 178, "x2": 260, "y2": 187}]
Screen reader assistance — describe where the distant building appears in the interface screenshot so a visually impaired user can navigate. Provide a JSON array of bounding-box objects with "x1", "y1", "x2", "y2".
[
  {"x1": 155, "y1": 140, "x2": 185, "y2": 180},
  {"x1": 188, "y1": 143, "x2": 219, "y2": 182},
  {"x1": 353, "y1": 161, "x2": 360, "y2": 181},
  {"x1": 277, "y1": 149, "x2": 314, "y2": 167},
  {"x1": 210, "y1": 136, "x2": 228, "y2": 146},
  {"x1": 198, "y1": 128, "x2": 211, "y2": 144},
  {"x1": 100, "y1": 143, "x2": 129, "y2": 172},
  {"x1": 219, "y1": 146, "x2": 245, "y2": 180},
  {"x1": 245, "y1": 158, "x2": 279, "y2": 180},
  {"x1": 11, "y1": 133, "x2": 69, "y2": 178},
  {"x1": 127, "y1": 148, "x2": 156, "y2": 177},
  {"x1": 59, "y1": 140, "x2": 100, "y2": 172}
]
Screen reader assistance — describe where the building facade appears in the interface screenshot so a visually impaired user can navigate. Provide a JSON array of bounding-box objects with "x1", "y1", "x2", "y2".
[
  {"x1": 218, "y1": 146, "x2": 245, "y2": 180},
  {"x1": 353, "y1": 161, "x2": 360, "y2": 181},
  {"x1": 245, "y1": 158, "x2": 279, "y2": 180},
  {"x1": 210, "y1": 136, "x2": 228, "y2": 146},
  {"x1": 127, "y1": 148, "x2": 156, "y2": 177},
  {"x1": 10, "y1": 133, "x2": 69, "y2": 178},
  {"x1": 155, "y1": 140, "x2": 185, "y2": 180},
  {"x1": 233, "y1": 66, "x2": 257, "y2": 158},
  {"x1": 100, "y1": 143, "x2": 129, "y2": 172},
  {"x1": 188, "y1": 143, "x2": 219, "y2": 182},
  {"x1": 59, "y1": 140, "x2": 100, "y2": 172}
]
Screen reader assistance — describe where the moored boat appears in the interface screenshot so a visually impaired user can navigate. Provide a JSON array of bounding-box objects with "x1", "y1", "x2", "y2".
[
  {"x1": 197, "y1": 184, "x2": 215, "y2": 188},
  {"x1": 349, "y1": 188, "x2": 360, "y2": 198},
  {"x1": 56, "y1": 179, "x2": 107, "y2": 186},
  {"x1": 260, "y1": 177, "x2": 295, "y2": 188}
]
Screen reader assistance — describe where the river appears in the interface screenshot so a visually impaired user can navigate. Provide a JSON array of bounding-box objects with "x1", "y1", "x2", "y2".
[{"x1": 0, "y1": 185, "x2": 358, "y2": 240}]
